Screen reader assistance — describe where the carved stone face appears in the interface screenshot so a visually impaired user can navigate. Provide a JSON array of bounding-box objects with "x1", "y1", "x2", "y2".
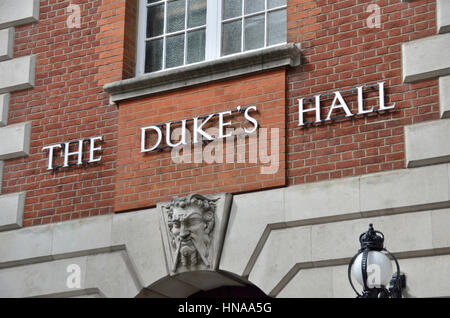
[
  {"x1": 171, "y1": 206, "x2": 208, "y2": 266},
  {"x1": 166, "y1": 195, "x2": 216, "y2": 270}
]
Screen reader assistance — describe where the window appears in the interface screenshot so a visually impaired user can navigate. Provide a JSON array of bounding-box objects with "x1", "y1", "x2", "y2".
[{"x1": 137, "y1": 0, "x2": 287, "y2": 75}]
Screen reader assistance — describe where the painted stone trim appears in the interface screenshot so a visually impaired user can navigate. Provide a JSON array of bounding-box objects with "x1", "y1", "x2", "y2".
[
  {"x1": 0, "y1": 192, "x2": 25, "y2": 232},
  {"x1": 158, "y1": 193, "x2": 232, "y2": 276},
  {"x1": 0, "y1": 160, "x2": 3, "y2": 194},
  {"x1": 0, "y1": 0, "x2": 40, "y2": 29},
  {"x1": 437, "y1": 0, "x2": 450, "y2": 34},
  {"x1": 0, "y1": 121, "x2": 31, "y2": 160},
  {"x1": 0, "y1": 93, "x2": 9, "y2": 127},
  {"x1": 405, "y1": 118, "x2": 450, "y2": 168},
  {"x1": 440, "y1": 75, "x2": 450, "y2": 118},
  {"x1": 103, "y1": 43, "x2": 301, "y2": 104},
  {"x1": 0, "y1": 28, "x2": 14, "y2": 62},
  {"x1": 1, "y1": 190, "x2": 450, "y2": 297},
  {"x1": 0, "y1": 0, "x2": 38, "y2": 235},
  {"x1": 0, "y1": 55, "x2": 36, "y2": 94},
  {"x1": 402, "y1": 33, "x2": 450, "y2": 83}
]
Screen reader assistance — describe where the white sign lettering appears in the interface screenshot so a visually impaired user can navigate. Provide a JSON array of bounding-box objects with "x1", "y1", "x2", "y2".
[
  {"x1": 298, "y1": 82, "x2": 395, "y2": 126},
  {"x1": 141, "y1": 106, "x2": 258, "y2": 153},
  {"x1": 43, "y1": 136, "x2": 103, "y2": 170}
]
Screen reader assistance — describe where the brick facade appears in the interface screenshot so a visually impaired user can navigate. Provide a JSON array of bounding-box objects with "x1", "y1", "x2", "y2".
[
  {"x1": 0, "y1": 0, "x2": 441, "y2": 225},
  {"x1": 2, "y1": 0, "x2": 122, "y2": 226},
  {"x1": 286, "y1": 0, "x2": 439, "y2": 184},
  {"x1": 115, "y1": 69, "x2": 286, "y2": 212}
]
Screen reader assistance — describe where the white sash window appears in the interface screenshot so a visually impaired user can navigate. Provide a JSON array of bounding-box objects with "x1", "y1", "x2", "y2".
[{"x1": 137, "y1": 0, "x2": 287, "y2": 75}]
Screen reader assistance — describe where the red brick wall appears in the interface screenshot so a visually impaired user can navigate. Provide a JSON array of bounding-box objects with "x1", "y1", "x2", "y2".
[
  {"x1": 1, "y1": 0, "x2": 131, "y2": 226},
  {"x1": 123, "y1": 0, "x2": 137, "y2": 79},
  {"x1": 286, "y1": 0, "x2": 439, "y2": 184},
  {"x1": 115, "y1": 69, "x2": 287, "y2": 212},
  {"x1": 1, "y1": 0, "x2": 441, "y2": 225}
]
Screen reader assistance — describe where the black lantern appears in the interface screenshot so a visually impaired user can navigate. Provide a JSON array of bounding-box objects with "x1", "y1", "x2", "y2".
[{"x1": 348, "y1": 224, "x2": 406, "y2": 298}]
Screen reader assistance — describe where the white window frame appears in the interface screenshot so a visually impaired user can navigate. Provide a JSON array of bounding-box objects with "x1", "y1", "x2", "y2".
[{"x1": 136, "y1": 0, "x2": 287, "y2": 76}]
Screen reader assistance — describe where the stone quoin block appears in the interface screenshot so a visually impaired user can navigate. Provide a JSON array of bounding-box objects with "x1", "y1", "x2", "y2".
[
  {"x1": 0, "y1": 161, "x2": 3, "y2": 193},
  {"x1": 432, "y1": 209, "x2": 450, "y2": 249},
  {"x1": 219, "y1": 188, "x2": 285, "y2": 276},
  {"x1": 437, "y1": 0, "x2": 450, "y2": 34},
  {"x1": 0, "y1": 94, "x2": 10, "y2": 127},
  {"x1": 278, "y1": 266, "x2": 336, "y2": 298},
  {"x1": 284, "y1": 177, "x2": 360, "y2": 224},
  {"x1": 0, "y1": 28, "x2": 14, "y2": 62},
  {"x1": 0, "y1": 192, "x2": 25, "y2": 231},
  {"x1": 405, "y1": 119, "x2": 450, "y2": 168},
  {"x1": 279, "y1": 265, "x2": 354, "y2": 298},
  {"x1": 84, "y1": 251, "x2": 141, "y2": 298},
  {"x1": 0, "y1": 257, "x2": 88, "y2": 298},
  {"x1": 0, "y1": 121, "x2": 31, "y2": 160},
  {"x1": 359, "y1": 164, "x2": 450, "y2": 212},
  {"x1": 0, "y1": 56, "x2": 36, "y2": 94},
  {"x1": 391, "y1": 254, "x2": 450, "y2": 298},
  {"x1": 440, "y1": 75, "x2": 450, "y2": 118},
  {"x1": 310, "y1": 211, "x2": 434, "y2": 263},
  {"x1": 0, "y1": 224, "x2": 53, "y2": 267},
  {"x1": 0, "y1": 0, "x2": 40, "y2": 29},
  {"x1": 112, "y1": 208, "x2": 168, "y2": 289},
  {"x1": 402, "y1": 33, "x2": 450, "y2": 83},
  {"x1": 248, "y1": 226, "x2": 312, "y2": 296},
  {"x1": 51, "y1": 216, "x2": 113, "y2": 258}
]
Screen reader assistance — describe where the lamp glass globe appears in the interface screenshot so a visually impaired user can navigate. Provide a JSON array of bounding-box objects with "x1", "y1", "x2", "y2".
[{"x1": 352, "y1": 251, "x2": 393, "y2": 288}]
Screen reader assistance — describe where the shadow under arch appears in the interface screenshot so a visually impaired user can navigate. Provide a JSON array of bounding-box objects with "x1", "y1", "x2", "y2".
[{"x1": 136, "y1": 270, "x2": 270, "y2": 298}]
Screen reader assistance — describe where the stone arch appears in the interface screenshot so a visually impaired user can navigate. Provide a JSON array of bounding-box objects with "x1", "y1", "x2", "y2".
[{"x1": 136, "y1": 270, "x2": 268, "y2": 298}]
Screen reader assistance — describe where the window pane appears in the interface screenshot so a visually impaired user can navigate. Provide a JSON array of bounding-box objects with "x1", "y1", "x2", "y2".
[
  {"x1": 147, "y1": 0, "x2": 160, "y2": 3},
  {"x1": 223, "y1": 0, "x2": 242, "y2": 20},
  {"x1": 166, "y1": 33, "x2": 185, "y2": 68},
  {"x1": 145, "y1": 39, "x2": 163, "y2": 73},
  {"x1": 147, "y1": 4, "x2": 164, "y2": 37},
  {"x1": 245, "y1": 0, "x2": 264, "y2": 14},
  {"x1": 267, "y1": 9, "x2": 286, "y2": 46},
  {"x1": 188, "y1": 0, "x2": 207, "y2": 28},
  {"x1": 244, "y1": 14, "x2": 264, "y2": 51},
  {"x1": 167, "y1": 0, "x2": 186, "y2": 33},
  {"x1": 268, "y1": 0, "x2": 286, "y2": 9},
  {"x1": 222, "y1": 20, "x2": 242, "y2": 56},
  {"x1": 187, "y1": 29, "x2": 206, "y2": 64}
]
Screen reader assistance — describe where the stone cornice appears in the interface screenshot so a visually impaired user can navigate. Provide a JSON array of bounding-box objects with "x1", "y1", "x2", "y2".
[{"x1": 103, "y1": 43, "x2": 301, "y2": 104}]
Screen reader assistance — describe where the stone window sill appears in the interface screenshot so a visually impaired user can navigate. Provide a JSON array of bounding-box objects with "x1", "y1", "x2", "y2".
[{"x1": 103, "y1": 43, "x2": 301, "y2": 104}]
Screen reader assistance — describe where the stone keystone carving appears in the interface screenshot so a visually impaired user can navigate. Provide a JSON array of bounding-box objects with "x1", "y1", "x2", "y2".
[{"x1": 158, "y1": 193, "x2": 232, "y2": 275}]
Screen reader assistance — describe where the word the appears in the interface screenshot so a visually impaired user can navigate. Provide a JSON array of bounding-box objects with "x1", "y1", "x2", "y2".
[
  {"x1": 42, "y1": 136, "x2": 103, "y2": 170},
  {"x1": 141, "y1": 106, "x2": 258, "y2": 152},
  {"x1": 298, "y1": 82, "x2": 395, "y2": 126}
]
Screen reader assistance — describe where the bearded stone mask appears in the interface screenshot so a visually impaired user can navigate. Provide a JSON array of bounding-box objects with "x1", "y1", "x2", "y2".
[{"x1": 158, "y1": 193, "x2": 231, "y2": 275}]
